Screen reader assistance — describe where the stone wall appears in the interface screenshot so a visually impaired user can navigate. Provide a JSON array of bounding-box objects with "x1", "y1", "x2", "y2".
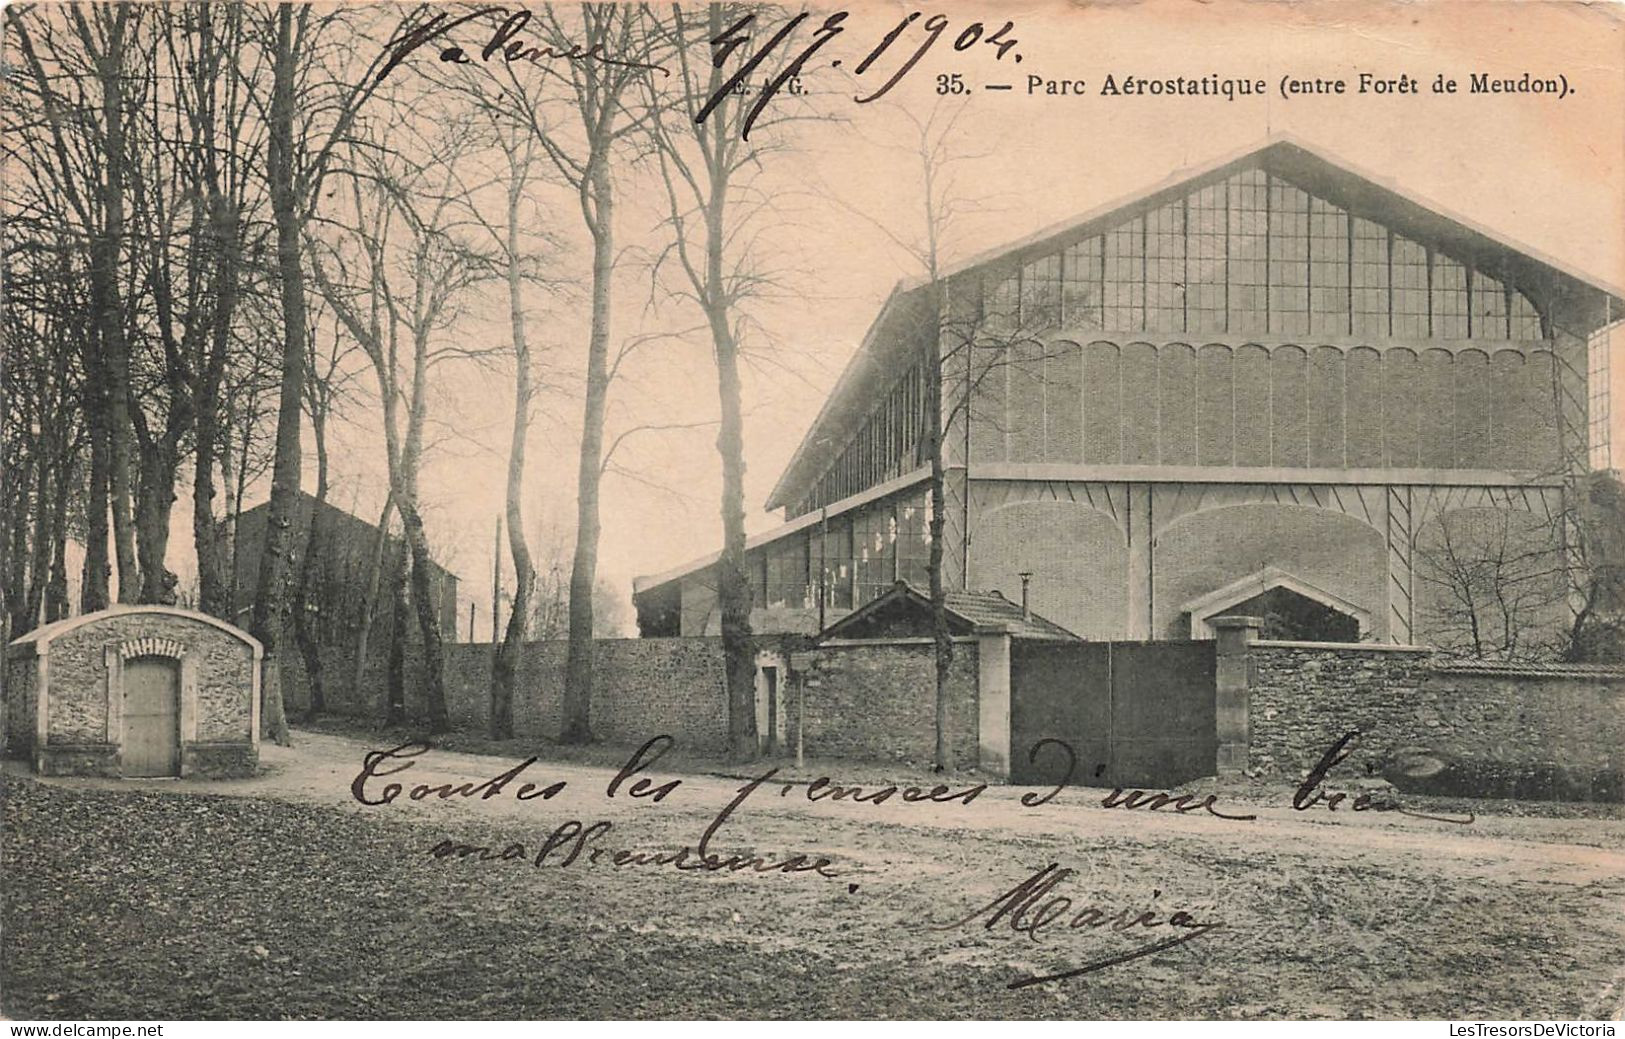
[
  {"x1": 1243, "y1": 639, "x2": 1625, "y2": 801},
  {"x1": 795, "y1": 639, "x2": 980, "y2": 768},
  {"x1": 284, "y1": 637, "x2": 733, "y2": 753},
  {"x1": 4, "y1": 656, "x2": 38, "y2": 756},
  {"x1": 283, "y1": 634, "x2": 985, "y2": 768},
  {"x1": 32, "y1": 611, "x2": 256, "y2": 746},
  {"x1": 443, "y1": 638, "x2": 732, "y2": 752}
]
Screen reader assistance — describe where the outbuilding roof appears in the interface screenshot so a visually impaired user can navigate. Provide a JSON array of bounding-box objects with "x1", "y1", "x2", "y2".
[
  {"x1": 6, "y1": 605, "x2": 264, "y2": 660},
  {"x1": 816, "y1": 580, "x2": 1080, "y2": 642}
]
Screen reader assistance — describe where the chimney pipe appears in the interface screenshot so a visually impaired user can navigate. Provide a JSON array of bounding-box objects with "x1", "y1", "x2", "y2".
[{"x1": 1018, "y1": 571, "x2": 1033, "y2": 623}]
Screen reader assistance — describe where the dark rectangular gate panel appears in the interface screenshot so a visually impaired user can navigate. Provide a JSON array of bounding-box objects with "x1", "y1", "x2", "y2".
[
  {"x1": 1009, "y1": 641, "x2": 1109, "y2": 785},
  {"x1": 1008, "y1": 639, "x2": 1217, "y2": 789},
  {"x1": 1107, "y1": 641, "x2": 1217, "y2": 790}
]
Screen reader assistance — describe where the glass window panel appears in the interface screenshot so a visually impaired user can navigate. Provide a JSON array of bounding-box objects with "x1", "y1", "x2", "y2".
[
  {"x1": 1391, "y1": 235, "x2": 1429, "y2": 338},
  {"x1": 895, "y1": 493, "x2": 929, "y2": 588},
  {"x1": 1351, "y1": 218, "x2": 1389, "y2": 338},
  {"x1": 1309, "y1": 197, "x2": 1350, "y2": 335},
  {"x1": 1021, "y1": 252, "x2": 1062, "y2": 329},
  {"x1": 1511, "y1": 289, "x2": 1543, "y2": 339},
  {"x1": 1432, "y1": 254, "x2": 1469, "y2": 338},
  {"x1": 1187, "y1": 184, "x2": 1227, "y2": 334},
  {"x1": 1471, "y1": 270, "x2": 1508, "y2": 338},
  {"x1": 1268, "y1": 179, "x2": 1310, "y2": 336},
  {"x1": 1227, "y1": 170, "x2": 1268, "y2": 334},
  {"x1": 1146, "y1": 202, "x2": 1185, "y2": 333},
  {"x1": 1062, "y1": 237, "x2": 1103, "y2": 329},
  {"x1": 1103, "y1": 215, "x2": 1145, "y2": 331}
]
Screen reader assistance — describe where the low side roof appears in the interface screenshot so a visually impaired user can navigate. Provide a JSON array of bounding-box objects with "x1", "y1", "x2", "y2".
[{"x1": 818, "y1": 580, "x2": 1079, "y2": 641}]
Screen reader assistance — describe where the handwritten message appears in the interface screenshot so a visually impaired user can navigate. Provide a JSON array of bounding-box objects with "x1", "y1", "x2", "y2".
[{"x1": 349, "y1": 729, "x2": 1471, "y2": 988}]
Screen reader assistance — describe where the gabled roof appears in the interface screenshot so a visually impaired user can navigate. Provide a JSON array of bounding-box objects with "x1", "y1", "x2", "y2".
[
  {"x1": 817, "y1": 580, "x2": 1079, "y2": 642},
  {"x1": 1181, "y1": 566, "x2": 1372, "y2": 640},
  {"x1": 765, "y1": 134, "x2": 1625, "y2": 512}
]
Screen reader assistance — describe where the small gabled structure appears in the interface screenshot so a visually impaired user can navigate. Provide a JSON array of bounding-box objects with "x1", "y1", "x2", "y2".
[
  {"x1": 816, "y1": 581, "x2": 1079, "y2": 642},
  {"x1": 1182, "y1": 566, "x2": 1372, "y2": 641}
]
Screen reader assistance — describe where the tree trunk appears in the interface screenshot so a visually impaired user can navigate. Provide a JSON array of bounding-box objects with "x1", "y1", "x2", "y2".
[
  {"x1": 560, "y1": 159, "x2": 614, "y2": 746},
  {"x1": 353, "y1": 494, "x2": 395, "y2": 696},
  {"x1": 402, "y1": 501, "x2": 449, "y2": 734},
  {"x1": 193, "y1": 199, "x2": 239, "y2": 619},
  {"x1": 7, "y1": 442, "x2": 37, "y2": 635},
  {"x1": 45, "y1": 452, "x2": 72, "y2": 622},
  {"x1": 706, "y1": 203, "x2": 757, "y2": 762},
  {"x1": 134, "y1": 439, "x2": 180, "y2": 604},
  {"x1": 386, "y1": 547, "x2": 409, "y2": 725},
  {"x1": 927, "y1": 282, "x2": 954, "y2": 773},
  {"x1": 293, "y1": 411, "x2": 330, "y2": 718},
  {"x1": 81, "y1": 365, "x2": 112, "y2": 613},
  {"x1": 23, "y1": 442, "x2": 49, "y2": 630},
  {"x1": 491, "y1": 180, "x2": 534, "y2": 741},
  {"x1": 193, "y1": 405, "x2": 229, "y2": 616},
  {"x1": 89, "y1": 13, "x2": 139, "y2": 605},
  {"x1": 250, "y1": 3, "x2": 302, "y2": 747}
]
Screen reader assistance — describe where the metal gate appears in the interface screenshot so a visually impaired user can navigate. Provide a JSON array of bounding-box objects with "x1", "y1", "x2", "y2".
[{"x1": 1009, "y1": 640, "x2": 1217, "y2": 789}]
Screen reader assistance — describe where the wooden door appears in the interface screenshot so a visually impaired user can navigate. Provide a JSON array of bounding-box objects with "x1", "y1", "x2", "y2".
[{"x1": 123, "y1": 656, "x2": 180, "y2": 777}]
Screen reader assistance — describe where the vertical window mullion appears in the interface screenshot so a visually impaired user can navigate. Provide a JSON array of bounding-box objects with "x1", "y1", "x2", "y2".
[
  {"x1": 1223, "y1": 179, "x2": 1231, "y2": 334},
  {"x1": 1386, "y1": 230, "x2": 1394, "y2": 337},
  {"x1": 1140, "y1": 211, "x2": 1149, "y2": 332},
  {"x1": 1183, "y1": 196, "x2": 1196, "y2": 334},
  {"x1": 1346, "y1": 212, "x2": 1355, "y2": 335}
]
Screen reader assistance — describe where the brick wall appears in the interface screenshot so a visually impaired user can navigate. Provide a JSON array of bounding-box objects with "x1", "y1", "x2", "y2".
[
  {"x1": 1245, "y1": 640, "x2": 1625, "y2": 801},
  {"x1": 795, "y1": 639, "x2": 980, "y2": 768}
]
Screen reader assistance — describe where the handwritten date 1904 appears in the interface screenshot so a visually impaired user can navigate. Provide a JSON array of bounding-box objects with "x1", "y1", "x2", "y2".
[{"x1": 698, "y1": 10, "x2": 1024, "y2": 140}]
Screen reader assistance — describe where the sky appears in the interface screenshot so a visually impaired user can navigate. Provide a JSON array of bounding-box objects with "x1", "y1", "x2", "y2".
[{"x1": 141, "y1": 0, "x2": 1625, "y2": 635}]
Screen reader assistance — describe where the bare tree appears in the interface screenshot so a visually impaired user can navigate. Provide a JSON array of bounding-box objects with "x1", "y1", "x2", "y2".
[
  {"x1": 291, "y1": 304, "x2": 365, "y2": 719},
  {"x1": 823, "y1": 99, "x2": 1053, "y2": 770},
  {"x1": 484, "y1": 4, "x2": 666, "y2": 744},
  {"x1": 250, "y1": 3, "x2": 392, "y2": 744},
  {"x1": 442, "y1": 73, "x2": 564, "y2": 740},
  {"x1": 308, "y1": 103, "x2": 500, "y2": 734},
  {"x1": 1561, "y1": 472, "x2": 1625, "y2": 662},
  {"x1": 1416, "y1": 508, "x2": 1569, "y2": 660},
  {"x1": 11, "y1": 5, "x2": 145, "y2": 608},
  {"x1": 644, "y1": 2, "x2": 816, "y2": 760}
]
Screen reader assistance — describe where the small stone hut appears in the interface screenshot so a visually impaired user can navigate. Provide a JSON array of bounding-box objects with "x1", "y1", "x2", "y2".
[{"x1": 5, "y1": 605, "x2": 261, "y2": 778}]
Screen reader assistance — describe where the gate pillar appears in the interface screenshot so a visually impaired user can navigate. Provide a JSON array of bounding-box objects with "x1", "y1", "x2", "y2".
[
  {"x1": 1212, "y1": 615, "x2": 1261, "y2": 776},
  {"x1": 975, "y1": 623, "x2": 1013, "y2": 779}
]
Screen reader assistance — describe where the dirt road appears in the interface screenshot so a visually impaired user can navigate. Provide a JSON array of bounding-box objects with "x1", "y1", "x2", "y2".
[{"x1": 5, "y1": 729, "x2": 1624, "y2": 1018}]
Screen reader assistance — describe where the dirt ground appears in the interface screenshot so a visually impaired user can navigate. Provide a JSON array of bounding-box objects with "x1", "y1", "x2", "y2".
[{"x1": 4, "y1": 728, "x2": 1624, "y2": 1019}]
